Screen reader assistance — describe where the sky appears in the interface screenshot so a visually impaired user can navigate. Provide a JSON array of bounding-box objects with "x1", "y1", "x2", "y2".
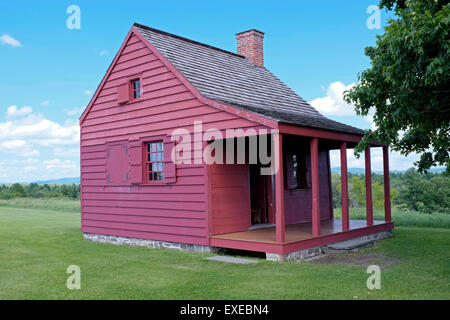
[{"x1": 0, "y1": 0, "x2": 421, "y2": 183}]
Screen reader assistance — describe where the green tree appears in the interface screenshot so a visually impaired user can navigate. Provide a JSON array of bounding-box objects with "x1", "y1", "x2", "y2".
[
  {"x1": 344, "y1": 0, "x2": 450, "y2": 173},
  {"x1": 331, "y1": 173, "x2": 342, "y2": 208},
  {"x1": 9, "y1": 183, "x2": 27, "y2": 198},
  {"x1": 349, "y1": 175, "x2": 366, "y2": 207}
]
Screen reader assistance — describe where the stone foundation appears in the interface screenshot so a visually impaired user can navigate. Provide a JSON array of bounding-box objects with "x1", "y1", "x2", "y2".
[
  {"x1": 265, "y1": 230, "x2": 393, "y2": 262},
  {"x1": 84, "y1": 230, "x2": 392, "y2": 262},
  {"x1": 266, "y1": 247, "x2": 323, "y2": 262},
  {"x1": 83, "y1": 233, "x2": 217, "y2": 253}
]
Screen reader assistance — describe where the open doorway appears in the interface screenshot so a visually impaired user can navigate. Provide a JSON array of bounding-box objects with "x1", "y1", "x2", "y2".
[{"x1": 249, "y1": 164, "x2": 274, "y2": 228}]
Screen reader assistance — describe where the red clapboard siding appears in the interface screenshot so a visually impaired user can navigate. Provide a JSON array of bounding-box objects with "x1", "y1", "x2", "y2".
[
  {"x1": 84, "y1": 213, "x2": 206, "y2": 228},
  {"x1": 83, "y1": 220, "x2": 206, "y2": 237},
  {"x1": 82, "y1": 106, "x2": 222, "y2": 133},
  {"x1": 80, "y1": 32, "x2": 263, "y2": 244},
  {"x1": 83, "y1": 99, "x2": 204, "y2": 126},
  {"x1": 86, "y1": 93, "x2": 196, "y2": 118},
  {"x1": 83, "y1": 206, "x2": 206, "y2": 219},
  {"x1": 81, "y1": 119, "x2": 259, "y2": 146},
  {"x1": 209, "y1": 163, "x2": 251, "y2": 235},
  {"x1": 83, "y1": 199, "x2": 206, "y2": 211},
  {"x1": 82, "y1": 227, "x2": 208, "y2": 245},
  {"x1": 82, "y1": 192, "x2": 205, "y2": 202},
  {"x1": 82, "y1": 185, "x2": 205, "y2": 194},
  {"x1": 81, "y1": 166, "x2": 105, "y2": 174}
]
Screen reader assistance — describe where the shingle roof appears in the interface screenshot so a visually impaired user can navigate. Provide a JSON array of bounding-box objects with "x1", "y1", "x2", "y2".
[{"x1": 133, "y1": 23, "x2": 364, "y2": 136}]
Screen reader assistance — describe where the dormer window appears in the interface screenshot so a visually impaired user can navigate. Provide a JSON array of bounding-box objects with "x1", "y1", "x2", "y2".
[{"x1": 131, "y1": 79, "x2": 141, "y2": 99}]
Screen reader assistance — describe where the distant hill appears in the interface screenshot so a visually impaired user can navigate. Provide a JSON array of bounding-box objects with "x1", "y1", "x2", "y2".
[
  {"x1": 331, "y1": 167, "x2": 382, "y2": 174},
  {"x1": 331, "y1": 167, "x2": 446, "y2": 174},
  {"x1": 33, "y1": 177, "x2": 80, "y2": 185},
  {"x1": 2, "y1": 166, "x2": 446, "y2": 185}
]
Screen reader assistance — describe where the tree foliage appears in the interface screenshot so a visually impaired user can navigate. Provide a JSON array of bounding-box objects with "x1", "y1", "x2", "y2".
[
  {"x1": 0, "y1": 184, "x2": 80, "y2": 200},
  {"x1": 332, "y1": 170, "x2": 449, "y2": 213},
  {"x1": 344, "y1": 0, "x2": 450, "y2": 173}
]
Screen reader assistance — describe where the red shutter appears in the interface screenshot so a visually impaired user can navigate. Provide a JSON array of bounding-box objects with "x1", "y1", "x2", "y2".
[
  {"x1": 106, "y1": 144, "x2": 129, "y2": 185},
  {"x1": 285, "y1": 152, "x2": 296, "y2": 189},
  {"x1": 164, "y1": 136, "x2": 176, "y2": 184},
  {"x1": 128, "y1": 140, "x2": 143, "y2": 184},
  {"x1": 117, "y1": 81, "x2": 130, "y2": 104}
]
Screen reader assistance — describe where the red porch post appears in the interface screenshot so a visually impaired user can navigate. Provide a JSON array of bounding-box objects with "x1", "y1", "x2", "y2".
[
  {"x1": 274, "y1": 133, "x2": 285, "y2": 243},
  {"x1": 383, "y1": 146, "x2": 392, "y2": 222},
  {"x1": 365, "y1": 147, "x2": 373, "y2": 226},
  {"x1": 340, "y1": 142, "x2": 349, "y2": 231},
  {"x1": 310, "y1": 137, "x2": 320, "y2": 236}
]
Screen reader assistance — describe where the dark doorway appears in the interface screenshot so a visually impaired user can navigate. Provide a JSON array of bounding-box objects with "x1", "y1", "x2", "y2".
[{"x1": 249, "y1": 164, "x2": 273, "y2": 226}]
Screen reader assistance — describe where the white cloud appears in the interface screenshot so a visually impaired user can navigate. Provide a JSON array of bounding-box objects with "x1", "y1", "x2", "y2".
[
  {"x1": 0, "y1": 110, "x2": 79, "y2": 176},
  {"x1": 43, "y1": 158, "x2": 77, "y2": 170},
  {"x1": 22, "y1": 150, "x2": 40, "y2": 157},
  {"x1": 40, "y1": 100, "x2": 50, "y2": 107},
  {"x1": 99, "y1": 50, "x2": 109, "y2": 56},
  {"x1": 310, "y1": 81, "x2": 356, "y2": 116},
  {"x1": 0, "y1": 113, "x2": 80, "y2": 148},
  {"x1": 0, "y1": 138, "x2": 40, "y2": 157},
  {"x1": 53, "y1": 147, "x2": 80, "y2": 157},
  {"x1": 311, "y1": 81, "x2": 421, "y2": 171},
  {"x1": 1, "y1": 139, "x2": 27, "y2": 149},
  {"x1": 329, "y1": 147, "x2": 420, "y2": 172},
  {"x1": 6, "y1": 105, "x2": 33, "y2": 117},
  {"x1": 84, "y1": 90, "x2": 92, "y2": 95},
  {"x1": 0, "y1": 158, "x2": 78, "y2": 183},
  {"x1": 0, "y1": 34, "x2": 22, "y2": 47},
  {"x1": 67, "y1": 106, "x2": 85, "y2": 116},
  {"x1": 310, "y1": 81, "x2": 375, "y2": 128}
]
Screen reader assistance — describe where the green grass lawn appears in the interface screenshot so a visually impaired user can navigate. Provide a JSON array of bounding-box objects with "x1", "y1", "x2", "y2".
[
  {"x1": 0, "y1": 198, "x2": 80, "y2": 212},
  {"x1": 0, "y1": 205, "x2": 449, "y2": 299},
  {"x1": 334, "y1": 207, "x2": 450, "y2": 228}
]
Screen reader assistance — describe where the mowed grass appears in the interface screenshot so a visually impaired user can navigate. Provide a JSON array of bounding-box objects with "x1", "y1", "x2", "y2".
[
  {"x1": 2, "y1": 198, "x2": 448, "y2": 228},
  {"x1": 334, "y1": 207, "x2": 450, "y2": 228},
  {"x1": 0, "y1": 198, "x2": 80, "y2": 212},
  {"x1": 0, "y1": 206, "x2": 449, "y2": 299}
]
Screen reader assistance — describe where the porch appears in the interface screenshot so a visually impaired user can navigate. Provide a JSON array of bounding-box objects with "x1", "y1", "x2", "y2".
[
  {"x1": 207, "y1": 127, "x2": 394, "y2": 256},
  {"x1": 212, "y1": 219, "x2": 385, "y2": 244},
  {"x1": 210, "y1": 219, "x2": 394, "y2": 255}
]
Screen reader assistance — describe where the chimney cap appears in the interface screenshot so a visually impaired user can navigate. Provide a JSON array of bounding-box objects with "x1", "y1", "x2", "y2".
[{"x1": 235, "y1": 29, "x2": 265, "y2": 36}]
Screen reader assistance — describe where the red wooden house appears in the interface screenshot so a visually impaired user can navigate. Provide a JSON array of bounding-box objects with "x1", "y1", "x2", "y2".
[{"x1": 80, "y1": 23, "x2": 394, "y2": 261}]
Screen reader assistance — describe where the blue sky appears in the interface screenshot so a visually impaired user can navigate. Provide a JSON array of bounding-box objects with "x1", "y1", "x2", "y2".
[{"x1": 0, "y1": 1, "x2": 419, "y2": 183}]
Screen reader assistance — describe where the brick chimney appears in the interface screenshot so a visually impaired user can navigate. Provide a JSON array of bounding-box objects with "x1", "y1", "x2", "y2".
[{"x1": 236, "y1": 29, "x2": 265, "y2": 67}]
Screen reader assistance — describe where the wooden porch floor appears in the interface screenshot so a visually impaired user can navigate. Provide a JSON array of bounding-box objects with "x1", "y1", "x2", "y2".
[{"x1": 211, "y1": 219, "x2": 385, "y2": 244}]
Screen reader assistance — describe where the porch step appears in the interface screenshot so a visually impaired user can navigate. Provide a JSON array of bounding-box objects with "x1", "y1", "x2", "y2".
[
  {"x1": 204, "y1": 255, "x2": 259, "y2": 264},
  {"x1": 325, "y1": 238, "x2": 375, "y2": 251},
  {"x1": 303, "y1": 253, "x2": 327, "y2": 262}
]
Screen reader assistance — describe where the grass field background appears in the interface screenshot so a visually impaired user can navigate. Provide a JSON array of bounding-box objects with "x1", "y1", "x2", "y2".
[{"x1": 0, "y1": 199, "x2": 449, "y2": 299}]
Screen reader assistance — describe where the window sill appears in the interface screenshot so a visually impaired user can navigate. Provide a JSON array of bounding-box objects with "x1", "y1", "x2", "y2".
[
  {"x1": 141, "y1": 181, "x2": 167, "y2": 186},
  {"x1": 289, "y1": 187, "x2": 311, "y2": 192},
  {"x1": 118, "y1": 98, "x2": 143, "y2": 106}
]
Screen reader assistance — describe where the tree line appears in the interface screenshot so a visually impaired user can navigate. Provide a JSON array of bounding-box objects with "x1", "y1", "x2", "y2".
[
  {"x1": 0, "y1": 168, "x2": 448, "y2": 214},
  {"x1": 0, "y1": 183, "x2": 80, "y2": 200},
  {"x1": 331, "y1": 168, "x2": 449, "y2": 214}
]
